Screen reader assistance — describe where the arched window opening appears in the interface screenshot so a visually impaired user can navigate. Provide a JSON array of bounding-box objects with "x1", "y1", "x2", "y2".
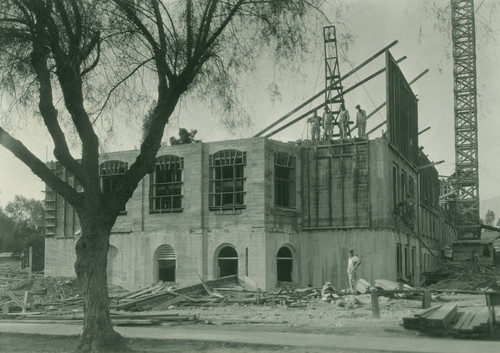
[
  {"x1": 156, "y1": 244, "x2": 176, "y2": 282},
  {"x1": 277, "y1": 246, "x2": 293, "y2": 282},
  {"x1": 217, "y1": 245, "x2": 238, "y2": 278},
  {"x1": 209, "y1": 150, "x2": 246, "y2": 210}
]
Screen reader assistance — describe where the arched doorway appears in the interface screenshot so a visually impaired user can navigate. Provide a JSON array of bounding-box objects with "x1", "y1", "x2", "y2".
[
  {"x1": 155, "y1": 244, "x2": 176, "y2": 282},
  {"x1": 217, "y1": 245, "x2": 238, "y2": 277},
  {"x1": 277, "y1": 246, "x2": 293, "y2": 282},
  {"x1": 107, "y1": 246, "x2": 119, "y2": 285}
]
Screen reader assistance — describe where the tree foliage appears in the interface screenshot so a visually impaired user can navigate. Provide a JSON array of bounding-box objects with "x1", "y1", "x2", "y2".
[
  {"x1": 0, "y1": 0, "x2": 329, "y2": 351},
  {"x1": 484, "y1": 209, "x2": 495, "y2": 226},
  {"x1": 0, "y1": 196, "x2": 44, "y2": 270},
  {"x1": 170, "y1": 128, "x2": 200, "y2": 145}
]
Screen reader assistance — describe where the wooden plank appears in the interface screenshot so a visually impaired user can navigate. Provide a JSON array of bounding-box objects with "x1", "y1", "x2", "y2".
[
  {"x1": 457, "y1": 312, "x2": 476, "y2": 333},
  {"x1": 371, "y1": 290, "x2": 380, "y2": 319},
  {"x1": 110, "y1": 310, "x2": 180, "y2": 318},
  {"x1": 421, "y1": 304, "x2": 457, "y2": 330},
  {"x1": 403, "y1": 316, "x2": 420, "y2": 329},
  {"x1": 466, "y1": 310, "x2": 489, "y2": 333},
  {"x1": 421, "y1": 290, "x2": 431, "y2": 309},
  {"x1": 452, "y1": 311, "x2": 471, "y2": 331},
  {"x1": 150, "y1": 295, "x2": 187, "y2": 311},
  {"x1": 196, "y1": 274, "x2": 214, "y2": 297},
  {"x1": 3, "y1": 291, "x2": 23, "y2": 308},
  {"x1": 415, "y1": 305, "x2": 442, "y2": 318},
  {"x1": 22, "y1": 291, "x2": 32, "y2": 313},
  {"x1": 237, "y1": 276, "x2": 258, "y2": 292}
]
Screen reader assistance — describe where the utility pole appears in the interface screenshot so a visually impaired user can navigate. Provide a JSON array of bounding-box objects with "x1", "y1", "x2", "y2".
[{"x1": 451, "y1": 0, "x2": 480, "y2": 238}]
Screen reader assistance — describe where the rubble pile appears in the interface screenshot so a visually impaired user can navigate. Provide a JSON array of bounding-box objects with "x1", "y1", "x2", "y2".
[{"x1": 423, "y1": 262, "x2": 498, "y2": 291}]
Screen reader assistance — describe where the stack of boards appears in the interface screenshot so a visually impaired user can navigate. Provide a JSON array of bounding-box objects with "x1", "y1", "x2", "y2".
[{"x1": 403, "y1": 303, "x2": 490, "y2": 337}]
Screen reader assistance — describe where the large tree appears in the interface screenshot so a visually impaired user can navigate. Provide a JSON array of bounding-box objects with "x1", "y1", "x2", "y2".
[
  {"x1": 1, "y1": 196, "x2": 45, "y2": 270},
  {"x1": 484, "y1": 209, "x2": 495, "y2": 226},
  {"x1": 0, "y1": 0, "x2": 328, "y2": 351}
]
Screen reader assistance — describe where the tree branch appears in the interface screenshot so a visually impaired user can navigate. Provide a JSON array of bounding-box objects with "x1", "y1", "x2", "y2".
[
  {"x1": 91, "y1": 57, "x2": 154, "y2": 124},
  {"x1": 0, "y1": 127, "x2": 82, "y2": 209}
]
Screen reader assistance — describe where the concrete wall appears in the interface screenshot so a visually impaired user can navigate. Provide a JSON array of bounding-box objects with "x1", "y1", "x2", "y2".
[
  {"x1": 298, "y1": 229, "x2": 422, "y2": 288},
  {"x1": 43, "y1": 136, "x2": 449, "y2": 291},
  {"x1": 264, "y1": 139, "x2": 301, "y2": 233},
  {"x1": 45, "y1": 237, "x2": 77, "y2": 278}
]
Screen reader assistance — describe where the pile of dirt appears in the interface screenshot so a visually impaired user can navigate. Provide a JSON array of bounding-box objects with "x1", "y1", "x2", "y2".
[{"x1": 423, "y1": 262, "x2": 498, "y2": 291}]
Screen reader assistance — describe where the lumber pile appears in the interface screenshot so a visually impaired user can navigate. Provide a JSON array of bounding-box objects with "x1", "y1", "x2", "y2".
[
  {"x1": 0, "y1": 310, "x2": 197, "y2": 326},
  {"x1": 403, "y1": 304, "x2": 458, "y2": 335},
  {"x1": 451, "y1": 308, "x2": 490, "y2": 336},
  {"x1": 404, "y1": 303, "x2": 491, "y2": 337}
]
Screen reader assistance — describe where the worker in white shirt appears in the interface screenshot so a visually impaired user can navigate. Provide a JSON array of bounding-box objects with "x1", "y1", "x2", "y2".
[
  {"x1": 347, "y1": 249, "x2": 361, "y2": 292},
  {"x1": 308, "y1": 110, "x2": 321, "y2": 142},
  {"x1": 356, "y1": 104, "x2": 367, "y2": 138},
  {"x1": 338, "y1": 103, "x2": 350, "y2": 140}
]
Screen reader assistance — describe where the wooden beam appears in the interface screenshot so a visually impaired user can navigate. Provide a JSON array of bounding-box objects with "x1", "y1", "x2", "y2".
[
  {"x1": 265, "y1": 56, "x2": 407, "y2": 138},
  {"x1": 418, "y1": 126, "x2": 431, "y2": 135},
  {"x1": 364, "y1": 69, "x2": 430, "y2": 136},
  {"x1": 417, "y1": 160, "x2": 445, "y2": 170},
  {"x1": 371, "y1": 290, "x2": 380, "y2": 318},
  {"x1": 254, "y1": 40, "x2": 399, "y2": 137}
]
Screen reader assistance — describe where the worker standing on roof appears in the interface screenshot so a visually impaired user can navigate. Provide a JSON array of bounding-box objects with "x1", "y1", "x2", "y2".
[
  {"x1": 323, "y1": 106, "x2": 333, "y2": 140},
  {"x1": 308, "y1": 110, "x2": 321, "y2": 142},
  {"x1": 347, "y1": 249, "x2": 361, "y2": 293},
  {"x1": 356, "y1": 104, "x2": 367, "y2": 138},
  {"x1": 338, "y1": 103, "x2": 350, "y2": 140}
]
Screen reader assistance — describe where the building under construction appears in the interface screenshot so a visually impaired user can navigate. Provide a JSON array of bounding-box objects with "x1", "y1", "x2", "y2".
[{"x1": 43, "y1": 29, "x2": 457, "y2": 291}]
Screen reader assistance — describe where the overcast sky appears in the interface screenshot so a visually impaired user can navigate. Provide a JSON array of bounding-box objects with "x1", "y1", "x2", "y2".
[{"x1": 1, "y1": 0, "x2": 499, "y2": 214}]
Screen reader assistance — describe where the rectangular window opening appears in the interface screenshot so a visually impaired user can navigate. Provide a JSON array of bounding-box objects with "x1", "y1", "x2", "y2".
[
  {"x1": 274, "y1": 153, "x2": 296, "y2": 209},
  {"x1": 150, "y1": 156, "x2": 184, "y2": 213}
]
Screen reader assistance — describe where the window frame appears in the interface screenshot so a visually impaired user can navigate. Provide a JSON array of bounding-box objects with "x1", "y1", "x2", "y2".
[
  {"x1": 209, "y1": 149, "x2": 247, "y2": 211},
  {"x1": 149, "y1": 155, "x2": 184, "y2": 213},
  {"x1": 274, "y1": 152, "x2": 296, "y2": 209},
  {"x1": 99, "y1": 160, "x2": 128, "y2": 214},
  {"x1": 396, "y1": 243, "x2": 402, "y2": 278},
  {"x1": 393, "y1": 164, "x2": 399, "y2": 212}
]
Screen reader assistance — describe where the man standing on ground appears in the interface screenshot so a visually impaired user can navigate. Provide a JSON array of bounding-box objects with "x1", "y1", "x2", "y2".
[
  {"x1": 347, "y1": 249, "x2": 361, "y2": 292},
  {"x1": 356, "y1": 104, "x2": 367, "y2": 138}
]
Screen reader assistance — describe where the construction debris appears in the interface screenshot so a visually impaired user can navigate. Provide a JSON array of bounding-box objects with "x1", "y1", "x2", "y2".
[{"x1": 423, "y1": 262, "x2": 497, "y2": 291}]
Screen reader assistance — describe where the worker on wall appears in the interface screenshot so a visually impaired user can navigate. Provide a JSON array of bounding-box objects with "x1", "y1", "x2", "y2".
[
  {"x1": 308, "y1": 110, "x2": 321, "y2": 142},
  {"x1": 338, "y1": 103, "x2": 350, "y2": 140},
  {"x1": 356, "y1": 104, "x2": 367, "y2": 138},
  {"x1": 323, "y1": 106, "x2": 333, "y2": 140},
  {"x1": 347, "y1": 249, "x2": 361, "y2": 292}
]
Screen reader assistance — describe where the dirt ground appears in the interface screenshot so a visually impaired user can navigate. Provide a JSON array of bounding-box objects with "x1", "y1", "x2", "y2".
[
  {"x1": 0, "y1": 333, "x2": 422, "y2": 353},
  {"x1": 170, "y1": 292, "x2": 489, "y2": 336},
  {"x1": 0, "y1": 293, "x2": 492, "y2": 352},
  {"x1": 1, "y1": 265, "x2": 496, "y2": 352}
]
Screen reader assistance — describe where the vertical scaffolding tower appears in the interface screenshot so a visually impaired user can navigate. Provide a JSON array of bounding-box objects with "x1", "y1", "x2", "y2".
[
  {"x1": 451, "y1": 0, "x2": 480, "y2": 238},
  {"x1": 323, "y1": 26, "x2": 347, "y2": 138}
]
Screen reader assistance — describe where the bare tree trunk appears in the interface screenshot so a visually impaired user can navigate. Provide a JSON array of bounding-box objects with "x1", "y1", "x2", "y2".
[{"x1": 74, "y1": 221, "x2": 126, "y2": 353}]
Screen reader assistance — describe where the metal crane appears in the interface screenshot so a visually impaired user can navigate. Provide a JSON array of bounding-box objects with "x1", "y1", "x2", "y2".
[{"x1": 450, "y1": 0, "x2": 480, "y2": 238}]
